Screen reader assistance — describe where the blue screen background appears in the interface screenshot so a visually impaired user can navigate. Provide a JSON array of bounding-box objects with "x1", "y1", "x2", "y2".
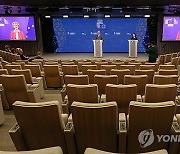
[{"x1": 53, "y1": 18, "x2": 149, "y2": 53}]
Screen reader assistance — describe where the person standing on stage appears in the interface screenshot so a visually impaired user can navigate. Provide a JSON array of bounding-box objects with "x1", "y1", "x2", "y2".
[
  {"x1": 131, "y1": 33, "x2": 138, "y2": 40},
  {"x1": 146, "y1": 41, "x2": 158, "y2": 63},
  {"x1": 95, "y1": 31, "x2": 103, "y2": 40}
]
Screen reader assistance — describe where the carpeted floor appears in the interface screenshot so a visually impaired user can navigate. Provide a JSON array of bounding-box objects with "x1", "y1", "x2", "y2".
[{"x1": 0, "y1": 89, "x2": 63, "y2": 151}]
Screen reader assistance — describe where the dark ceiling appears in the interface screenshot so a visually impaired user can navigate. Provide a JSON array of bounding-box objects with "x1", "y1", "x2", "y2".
[{"x1": 1, "y1": 0, "x2": 180, "y2": 6}]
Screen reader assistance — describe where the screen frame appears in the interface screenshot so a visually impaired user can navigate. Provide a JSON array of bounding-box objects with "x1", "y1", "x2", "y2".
[
  {"x1": 161, "y1": 15, "x2": 180, "y2": 42},
  {"x1": 0, "y1": 14, "x2": 37, "y2": 42}
]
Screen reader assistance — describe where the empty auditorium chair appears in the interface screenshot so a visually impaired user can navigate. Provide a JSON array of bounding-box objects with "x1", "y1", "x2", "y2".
[
  {"x1": 0, "y1": 146, "x2": 63, "y2": 154},
  {"x1": 159, "y1": 65, "x2": 176, "y2": 70},
  {"x1": 81, "y1": 65, "x2": 97, "y2": 74},
  {"x1": 0, "y1": 96, "x2": 5, "y2": 125},
  {"x1": 12, "y1": 61, "x2": 26, "y2": 69},
  {"x1": 0, "y1": 75, "x2": 41, "y2": 108},
  {"x1": 101, "y1": 65, "x2": 117, "y2": 75},
  {"x1": 171, "y1": 53, "x2": 178, "y2": 58},
  {"x1": 5, "y1": 64, "x2": 22, "y2": 75},
  {"x1": 158, "y1": 69, "x2": 178, "y2": 75},
  {"x1": 9, "y1": 101, "x2": 69, "y2": 154},
  {"x1": 157, "y1": 55, "x2": 165, "y2": 65},
  {"x1": 61, "y1": 61, "x2": 75, "y2": 65},
  {"x1": 124, "y1": 75, "x2": 148, "y2": 95},
  {"x1": 62, "y1": 65, "x2": 78, "y2": 75},
  {"x1": 24, "y1": 65, "x2": 43, "y2": 77},
  {"x1": 143, "y1": 84, "x2": 177, "y2": 103},
  {"x1": 28, "y1": 62, "x2": 43, "y2": 71},
  {"x1": 78, "y1": 62, "x2": 92, "y2": 72},
  {"x1": 129, "y1": 62, "x2": 141, "y2": 70},
  {"x1": 94, "y1": 75, "x2": 118, "y2": 95},
  {"x1": 87, "y1": 69, "x2": 106, "y2": 84},
  {"x1": 121, "y1": 65, "x2": 135, "y2": 75},
  {"x1": 66, "y1": 84, "x2": 99, "y2": 109},
  {"x1": 140, "y1": 65, "x2": 156, "y2": 71},
  {"x1": 111, "y1": 69, "x2": 130, "y2": 84},
  {"x1": 64, "y1": 75, "x2": 89, "y2": 85},
  {"x1": 135, "y1": 70, "x2": 155, "y2": 84},
  {"x1": 106, "y1": 84, "x2": 137, "y2": 114},
  {"x1": 11, "y1": 69, "x2": 44, "y2": 98},
  {"x1": 165, "y1": 57, "x2": 178, "y2": 68},
  {"x1": 44, "y1": 65, "x2": 64, "y2": 88},
  {"x1": 67, "y1": 101, "x2": 119, "y2": 154},
  {"x1": 153, "y1": 75, "x2": 178, "y2": 85},
  {"x1": 32, "y1": 59, "x2": 45, "y2": 65},
  {"x1": 111, "y1": 62, "x2": 124, "y2": 69},
  {"x1": 45, "y1": 61, "x2": 59, "y2": 65},
  {"x1": 94, "y1": 62, "x2": 109, "y2": 69},
  {"x1": 119, "y1": 101, "x2": 178, "y2": 153},
  {"x1": 144, "y1": 63, "x2": 159, "y2": 72},
  {"x1": 84, "y1": 148, "x2": 168, "y2": 154},
  {"x1": 0, "y1": 69, "x2": 8, "y2": 75},
  {"x1": 164, "y1": 54, "x2": 172, "y2": 63}
]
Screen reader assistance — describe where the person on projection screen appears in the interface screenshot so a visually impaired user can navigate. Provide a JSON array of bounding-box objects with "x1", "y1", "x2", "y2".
[{"x1": 10, "y1": 22, "x2": 25, "y2": 40}]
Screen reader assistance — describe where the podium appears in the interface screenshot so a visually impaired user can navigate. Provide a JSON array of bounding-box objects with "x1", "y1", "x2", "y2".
[
  {"x1": 93, "y1": 40, "x2": 103, "y2": 58},
  {"x1": 128, "y1": 40, "x2": 138, "y2": 58}
]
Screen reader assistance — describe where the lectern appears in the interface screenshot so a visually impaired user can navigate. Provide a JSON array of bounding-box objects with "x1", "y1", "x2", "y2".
[
  {"x1": 128, "y1": 40, "x2": 138, "y2": 58},
  {"x1": 93, "y1": 40, "x2": 103, "y2": 58}
]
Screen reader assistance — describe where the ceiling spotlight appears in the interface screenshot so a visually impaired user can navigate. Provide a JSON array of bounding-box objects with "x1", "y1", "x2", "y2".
[
  {"x1": 4, "y1": 7, "x2": 12, "y2": 14},
  {"x1": 63, "y1": 15, "x2": 69, "y2": 18},
  {"x1": 104, "y1": 14, "x2": 111, "y2": 18},
  {"x1": 45, "y1": 16, "x2": 51, "y2": 18},
  {"x1": 84, "y1": 15, "x2": 89, "y2": 18},
  {"x1": 125, "y1": 14, "x2": 131, "y2": 18},
  {"x1": 144, "y1": 14, "x2": 151, "y2": 18}
]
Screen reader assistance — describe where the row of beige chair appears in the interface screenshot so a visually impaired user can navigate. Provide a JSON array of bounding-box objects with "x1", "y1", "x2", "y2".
[
  {"x1": 0, "y1": 50, "x2": 21, "y2": 63},
  {"x1": 9, "y1": 100, "x2": 180, "y2": 154}
]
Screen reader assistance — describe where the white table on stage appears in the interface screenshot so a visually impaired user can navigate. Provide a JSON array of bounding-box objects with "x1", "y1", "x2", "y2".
[
  {"x1": 128, "y1": 40, "x2": 138, "y2": 58},
  {"x1": 93, "y1": 40, "x2": 103, "y2": 58}
]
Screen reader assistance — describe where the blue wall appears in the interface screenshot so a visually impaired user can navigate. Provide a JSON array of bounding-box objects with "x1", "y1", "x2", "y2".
[{"x1": 53, "y1": 18, "x2": 149, "y2": 53}]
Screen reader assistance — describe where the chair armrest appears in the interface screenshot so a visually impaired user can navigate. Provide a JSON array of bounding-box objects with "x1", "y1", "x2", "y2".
[
  {"x1": 175, "y1": 97, "x2": 180, "y2": 114},
  {"x1": 64, "y1": 122, "x2": 77, "y2": 154},
  {"x1": 168, "y1": 122, "x2": 180, "y2": 153},
  {"x1": 9, "y1": 123, "x2": 28, "y2": 151},
  {"x1": 119, "y1": 113, "x2": 127, "y2": 153},
  {"x1": 100, "y1": 94, "x2": 106, "y2": 103},
  {"x1": 27, "y1": 87, "x2": 41, "y2": 103},
  {"x1": 62, "y1": 100, "x2": 69, "y2": 114},
  {"x1": 136, "y1": 95, "x2": 142, "y2": 102},
  {"x1": 0, "y1": 87, "x2": 10, "y2": 110},
  {"x1": 68, "y1": 113, "x2": 73, "y2": 123},
  {"x1": 142, "y1": 95, "x2": 145, "y2": 102},
  {"x1": 62, "y1": 114, "x2": 68, "y2": 125},
  {"x1": 61, "y1": 88, "x2": 67, "y2": 101}
]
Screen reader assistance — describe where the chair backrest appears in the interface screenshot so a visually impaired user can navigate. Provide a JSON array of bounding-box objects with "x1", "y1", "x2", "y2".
[
  {"x1": 78, "y1": 62, "x2": 92, "y2": 72},
  {"x1": 106, "y1": 84, "x2": 137, "y2": 114},
  {"x1": 45, "y1": 61, "x2": 58, "y2": 65},
  {"x1": 171, "y1": 53, "x2": 178, "y2": 58},
  {"x1": 71, "y1": 101, "x2": 118, "y2": 154},
  {"x1": 12, "y1": 69, "x2": 33, "y2": 84},
  {"x1": 144, "y1": 84, "x2": 177, "y2": 103},
  {"x1": 101, "y1": 65, "x2": 117, "y2": 75},
  {"x1": 124, "y1": 75, "x2": 148, "y2": 95},
  {"x1": 121, "y1": 65, "x2": 135, "y2": 75},
  {"x1": 28, "y1": 62, "x2": 43, "y2": 71},
  {"x1": 111, "y1": 69, "x2": 130, "y2": 84},
  {"x1": 64, "y1": 75, "x2": 89, "y2": 85},
  {"x1": 164, "y1": 54, "x2": 172, "y2": 63},
  {"x1": 12, "y1": 62, "x2": 26, "y2": 69},
  {"x1": 140, "y1": 65, "x2": 156, "y2": 71},
  {"x1": 66, "y1": 84, "x2": 99, "y2": 107},
  {"x1": 0, "y1": 69, "x2": 8, "y2": 75},
  {"x1": 129, "y1": 62, "x2": 141, "y2": 70},
  {"x1": 25, "y1": 65, "x2": 41, "y2": 77},
  {"x1": 94, "y1": 62, "x2": 109, "y2": 69},
  {"x1": 44, "y1": 65, "x2": 63, "y2": 88},
  {"x1": 12, "y1": 101, "x2": 67, "y2": 153},
  {"x1": 111, "y1": 62, "x2": 124, "y2": 69},
  {"x1": 127, "y1": 101, "x2": 175, "y2": 153},
  {"x1": 171, "y1": 57, "x2": 178, "y2": 67},
  {"x1": 62, "y1": 65, "x2": 78, "y2": 75},
  {"x1": 0, "y1": 75, "x2": 29, "y2": 107},
  {"x1": 87, "y1": 69, "x2": 106, "y2": 84},
  {"x1": 5, "y1": 64, "x2": 22, "y2": 75},
  {"x1": 158, "y1": 55, "x2": 165, "y2": 65},
  {"x1": 158, "y1": 69, "x2": 178, "y2": 75},
  {"x1": 61, "y1": 61, "x2": 75, "y2": 65},
  {"x1": 135, "y1": 70, "x2": 155, "y2": 84},
  {"x1": 159, "y1": 65, "x2": 175, "y2": 70},
  {"x1": 94, "y1": 75, "x2": 118, "y2": 95},
  {"x1": 81, "y1": 65, "x2": 97, "y2": 75},
  {"x1": 144, "y1": 63, "x2": 159, "y2": 72},
  {"x1": 153, "y1": 75, "x2": 178, "y2": 85}
]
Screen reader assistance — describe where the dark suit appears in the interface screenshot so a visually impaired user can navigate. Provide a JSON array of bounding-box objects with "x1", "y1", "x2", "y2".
[{"x1": 95, "y1": 34, "x2": 103, "y2": 40}]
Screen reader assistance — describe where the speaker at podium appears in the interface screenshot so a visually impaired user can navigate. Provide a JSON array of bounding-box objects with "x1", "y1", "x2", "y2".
[{"x1": 93, "y1": 31, "x2": 103, "y2": 58}]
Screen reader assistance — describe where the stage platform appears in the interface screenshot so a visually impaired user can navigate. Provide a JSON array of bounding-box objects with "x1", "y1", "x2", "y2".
[{"x1": 43, "y1": 52, "x2": 148, "y2": 61}]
